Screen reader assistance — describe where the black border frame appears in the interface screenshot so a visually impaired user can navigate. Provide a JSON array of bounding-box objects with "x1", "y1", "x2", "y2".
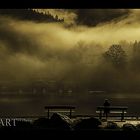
[{"x1": 1, "y1": 0, "x2": 140, "y2": 8}]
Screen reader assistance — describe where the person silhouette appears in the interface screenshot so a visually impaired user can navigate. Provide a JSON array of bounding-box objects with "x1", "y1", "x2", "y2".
[{"x1": 103, "y1": 99, "x2": 110, "y2": 120}]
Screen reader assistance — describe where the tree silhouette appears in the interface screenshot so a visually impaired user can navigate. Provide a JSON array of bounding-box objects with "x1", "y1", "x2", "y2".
[
  {"x1": 133, "y1": 41, "x2": 140, "y2": 55},
  {"x1": 131, "y1": 41, "x2": 140, "y2": 70},
  {"x1": 104, "y1": 44, "x2": 126, "y2": 68},
  {"x1": 0, "y1": 9, "x2": 64, "y2": 23}
]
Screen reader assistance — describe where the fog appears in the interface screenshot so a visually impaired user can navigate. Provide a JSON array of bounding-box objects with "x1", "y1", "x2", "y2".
[{"x1": 0, "y1": 9, "x2": 140, "y2": 92}]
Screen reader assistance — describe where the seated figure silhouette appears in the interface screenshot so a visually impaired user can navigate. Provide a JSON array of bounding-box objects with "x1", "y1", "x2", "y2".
[{"x1": 103, "y1": 99, "x2": 110, "y2": 120}]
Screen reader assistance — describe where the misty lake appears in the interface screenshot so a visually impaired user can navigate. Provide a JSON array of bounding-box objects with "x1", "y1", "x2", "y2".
[{"x1": 0, "y1": 92, "x2": 139, "y2": 117}]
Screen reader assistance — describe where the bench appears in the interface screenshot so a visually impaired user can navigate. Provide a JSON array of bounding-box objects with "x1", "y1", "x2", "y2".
[
  {"x1": 44, "y1": 105, "x2": 76, "y2": 119},
  {"x1": 96, "y1": 106, "x2": 128, "y2": 121}
]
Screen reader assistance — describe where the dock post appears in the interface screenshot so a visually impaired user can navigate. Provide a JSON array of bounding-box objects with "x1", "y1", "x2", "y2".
[
  {"x1": 99, "y1": 110, "x2": 102, "y2": 120},
  {"x1": 48, "y1": 109, "x2": 50, "y2": 119},
  {"x1": 121, "y1": 110, "x2": 124, "y2": 121},
  {"x1": 70, "y1": 109, "x2": 72, "y2": 118}
]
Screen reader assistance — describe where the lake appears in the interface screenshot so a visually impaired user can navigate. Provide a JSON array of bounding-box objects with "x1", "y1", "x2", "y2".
[{"x1": 0, "y1": 92, "x2": 139, "y2": 117}]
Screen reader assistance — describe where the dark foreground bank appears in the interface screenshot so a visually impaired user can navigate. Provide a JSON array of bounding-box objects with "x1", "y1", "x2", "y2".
[{"x1": 1, "y1": 113, "x2": 140, "y2": 138}]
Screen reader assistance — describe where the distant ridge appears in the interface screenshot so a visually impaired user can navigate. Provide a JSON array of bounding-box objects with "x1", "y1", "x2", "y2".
[{"x1": 0, "y1": 9, "x2": 64, "y2": 23}]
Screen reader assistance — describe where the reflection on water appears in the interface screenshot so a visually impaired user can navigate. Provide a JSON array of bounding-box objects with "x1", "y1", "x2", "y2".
[{"x1": 0, "y1": 92, "x2": 139, "y2": 117}]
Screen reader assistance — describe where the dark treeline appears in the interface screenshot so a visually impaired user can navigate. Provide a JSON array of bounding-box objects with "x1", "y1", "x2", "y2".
[{"x1": 0, "y1": 9, "x2": 64, "y2": 23}]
